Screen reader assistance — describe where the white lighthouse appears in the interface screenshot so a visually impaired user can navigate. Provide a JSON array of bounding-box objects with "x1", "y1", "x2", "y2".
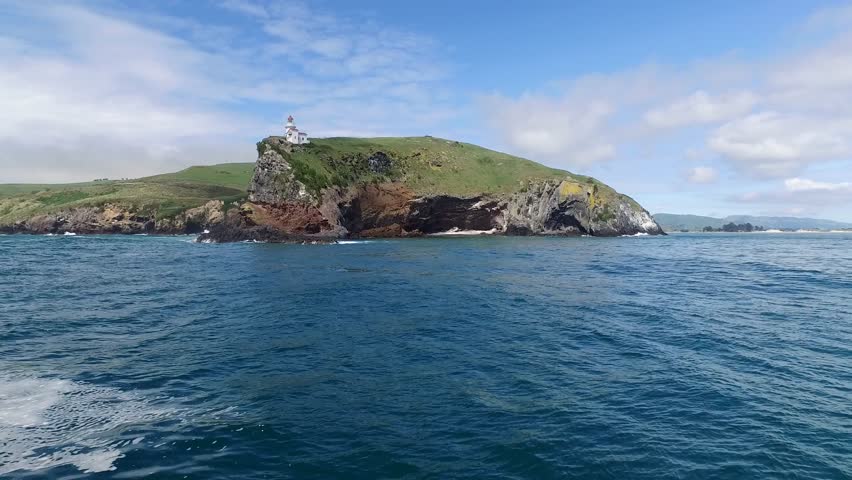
[{"x1": 284, "y1": 115, "x2": 309, "y2": 144}]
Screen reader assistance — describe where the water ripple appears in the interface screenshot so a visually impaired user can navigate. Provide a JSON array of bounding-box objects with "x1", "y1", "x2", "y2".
[{"x1": 0, "y1": 233, "x2": 850, "y2": 479}]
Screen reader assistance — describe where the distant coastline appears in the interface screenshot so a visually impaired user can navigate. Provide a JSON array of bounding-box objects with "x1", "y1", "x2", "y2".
[{"x1": 654, "y1": 213, "x2": 852, "y2": 233}]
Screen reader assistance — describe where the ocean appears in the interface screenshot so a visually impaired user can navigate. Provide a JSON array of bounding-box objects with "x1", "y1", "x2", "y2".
[{"x1": 1, "y1": 233, "x2": 850, "y2": 479}]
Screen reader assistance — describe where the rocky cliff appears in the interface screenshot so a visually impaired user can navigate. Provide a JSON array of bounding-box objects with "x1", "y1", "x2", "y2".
[
  {"x1": 199, "y1": 136, "x2": 663, "y2": 242},
  {"x1": 0, "y1": 136, "x2": 662, "y2": 240},
  {"x1": 0, "y1": 200, "x2": 225, "y2": 235}
]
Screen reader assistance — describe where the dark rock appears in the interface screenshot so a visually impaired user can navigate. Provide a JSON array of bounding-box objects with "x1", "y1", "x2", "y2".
[
  {"x1": 196, "y1": 209, "x2": 334, "y2": 244},
  {"x1": 367, "y1": 152, "x2": 393, "y2": 174},
  {"x1": 405, "y1": 196, "x2": 501, "y2": 234}
]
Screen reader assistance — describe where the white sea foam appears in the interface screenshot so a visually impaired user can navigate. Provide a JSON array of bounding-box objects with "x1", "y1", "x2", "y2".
[
  {"x1": 429, "y1": 227, "x2": 498, "y2": 236},
  {"x1": 622, "y1": 232, "x2": 650, "y2": 237},
  {"x1": 337, "y1": 240, "x2": 372, "y2": 244},
  {"x1": 63, "y1": 232, "x2": 77, "y2": 236},
  {"x1": 0, "y1": 376, "x2": 171, "y2": 475}
]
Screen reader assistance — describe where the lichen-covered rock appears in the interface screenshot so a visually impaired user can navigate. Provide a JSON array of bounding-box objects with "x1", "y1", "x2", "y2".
[
  {"x1": 3, "y1": 201, "x2": 226, "y2": 235},
  {"x1": 202, "y1": 136, "x2": 664, "y2": 242},
  {"x1": 156, "y1": 200, "x2": 226, "y2": 233},
  {"x1": 503, "y1": 181, "x2": 589, "y2": 235},
  {"x1": 502, "y1": 180, "x2": 663, "y2": 236},
  {"x1": 248, "y1": 138, "x2": 314, "y2": 205},
  {"x1": 10, "y1": 206, "x2": 155, "y2": 234}
]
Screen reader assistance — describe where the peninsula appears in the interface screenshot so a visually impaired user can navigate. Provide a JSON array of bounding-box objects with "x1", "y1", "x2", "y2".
[{"x1": 1, "y1": 120, "x2": 663, "y2": 240}]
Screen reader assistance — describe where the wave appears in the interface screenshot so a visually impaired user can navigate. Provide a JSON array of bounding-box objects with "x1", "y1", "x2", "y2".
[
  {"x1": 621, "y1": 232, "x2": 650, "y2": 237},
  {"x1": 429, "y1": 227, "x2": 498, "y2": 236},
  {"x1": 0, "y1": 376, "x2": 172, "y2": 475}
]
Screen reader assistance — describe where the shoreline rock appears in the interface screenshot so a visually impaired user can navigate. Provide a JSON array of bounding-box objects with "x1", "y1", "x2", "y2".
[
  {"x1": 194, "y1": 138, "x2": 663, "y2": 243},
  {"x1": 0, "y1": 136, "x2": 665, "y2": 241}
]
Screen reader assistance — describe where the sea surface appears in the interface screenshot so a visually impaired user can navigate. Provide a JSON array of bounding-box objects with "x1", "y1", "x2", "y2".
[{"x1": 1, "y1": 233, "x2": 851, "y2": 479}]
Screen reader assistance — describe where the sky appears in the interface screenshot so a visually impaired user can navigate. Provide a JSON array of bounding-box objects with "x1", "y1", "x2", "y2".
[{"x1": 2, "y1": 0, "x2": 852, "y2": 221}]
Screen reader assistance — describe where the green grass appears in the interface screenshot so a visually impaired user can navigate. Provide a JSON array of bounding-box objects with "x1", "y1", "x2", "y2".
[
  {"x1": 0, "y1": 163, "x2": 253, "y2": 224},
  {"x1": 0, "y1": 181, "x2": 110, "y2": 198},
  {"x1": 284, "y1": 136, "x2": 577, "y2": 197},
  {"x1": 0, "y1": 136, "x2": 646, "y2": 226},
  {"x1": 140, "y1": 163, "x2": 255, "y2": 190}
]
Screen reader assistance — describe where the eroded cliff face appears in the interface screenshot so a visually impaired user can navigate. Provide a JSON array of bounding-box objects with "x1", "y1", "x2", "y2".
[
  {"x1": 0, "y1": 201, "x2": 226, "y2": 235},
  {"x1": 503, "y1": 180, "x2": 662, "y2": 236},
  {"x1": 199, "y1": 139, "x2": 664, "y2": 242},
  {"x1": 248, "y1": 138, "x2": 314, "y2": 205}
]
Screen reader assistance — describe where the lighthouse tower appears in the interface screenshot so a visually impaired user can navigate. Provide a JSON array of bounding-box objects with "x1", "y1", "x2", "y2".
[{"x1": 284, "y1": 115, "x2": 309, "y2": 144}]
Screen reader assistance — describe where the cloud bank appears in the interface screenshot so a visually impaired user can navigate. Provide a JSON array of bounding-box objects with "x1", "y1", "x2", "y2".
[
  {"x1": 481, "y1": 12, "x2": 852, "y2": 182},
  {"x1": 0, "y1": 0, "x2": 455, "y2": 182}
]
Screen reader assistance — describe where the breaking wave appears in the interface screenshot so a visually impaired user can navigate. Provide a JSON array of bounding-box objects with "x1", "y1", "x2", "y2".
[{"x1": 0, "y1": 376, "x2": 172, "y2": 475}]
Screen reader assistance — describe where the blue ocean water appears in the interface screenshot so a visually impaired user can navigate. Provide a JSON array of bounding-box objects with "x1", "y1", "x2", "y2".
[{"x1": 1, "y1": 233, "x2": 850, "y2": 479}]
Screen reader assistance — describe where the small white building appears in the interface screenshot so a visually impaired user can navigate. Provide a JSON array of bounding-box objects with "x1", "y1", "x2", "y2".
[{"x1": 284, "y1": 115, "x2": 309, "y2": 144}]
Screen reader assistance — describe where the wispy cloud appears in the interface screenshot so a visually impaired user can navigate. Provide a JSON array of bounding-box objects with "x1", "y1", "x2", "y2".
[
  {"x1": 686, "y1": 166, "x2": 719, "y2": 184},
  {"x1": 0, "y1": 0, "x2": 455, "y2": 182},
  {"x1": 784, "y1": 177, "x2": 851, "y2": 192},
  {"x1": 479, "y1": 94, "x2": 616, "y2": 166},
  {"x1": 480, "y1": 8, "x2": 852, "y2": 181},
  {"x1": 732, "y1": 176, "x2": 852, "y2": 217},
  {"x1": 709, "y1": 113, "x2": 852, "y2": 177},
  {"x1": 644, "y1": 91, "x2": 758, "y2": 129}
]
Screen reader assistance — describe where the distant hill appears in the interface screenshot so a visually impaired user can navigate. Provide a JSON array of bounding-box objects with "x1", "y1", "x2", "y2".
[
  {"x1": 0, "y1": 163, "x2": 254, "y2": 224},
  {"x1": 654, "y1": 213, "x2": 852, "y2": 231}
]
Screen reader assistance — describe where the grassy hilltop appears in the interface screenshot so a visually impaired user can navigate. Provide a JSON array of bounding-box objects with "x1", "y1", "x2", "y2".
[
  {"x1": 279, "y1": 136, "x2": 572, "y2": 197},
  {"x1": 1, "y1": 136, "x2": 641, "y2": 225},
  {"x1": 0, "y1": 164, "x2": 254, "y2": 224},
  {"x1": 267, "y1": 136, "x2": 641, "y2": 209}
]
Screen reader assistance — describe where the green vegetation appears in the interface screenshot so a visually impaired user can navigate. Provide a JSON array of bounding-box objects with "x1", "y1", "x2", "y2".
[
  {"x1": 140, "y1": 163, "x2": 255, "y2": 190},
  {"x1": 0, "y1": 163, "x2": 253, "y2": 224},
  {"x1": 703, "y1": 223, "x2": 766, "y2": 233},
  {"x1": 280, "y1": 136, "x2": 576, "y2": 197},
  {"x1": 0, "y1": 136, "x2": 646, "y2": 226}
]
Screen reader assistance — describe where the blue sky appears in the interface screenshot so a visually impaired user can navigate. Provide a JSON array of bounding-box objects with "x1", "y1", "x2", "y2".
[{"x1": 2, "y1": 0, "x2": 852, "y2": 221}]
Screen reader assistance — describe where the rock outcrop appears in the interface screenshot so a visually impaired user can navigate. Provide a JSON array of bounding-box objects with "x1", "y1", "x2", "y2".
[
  {"x1": 0, "y1": 135, "x2": 663, "y2": 240},
  {"x1": 1, "y1": 201, "x2": 225, "y2": 235},
  {"x1": 502, "y1": 180, "x2": 661, "y2": 236},
  {"x1": 248, "y1": 138, "x2": 314, "y2": 205},
  {"x1": 198, "y1": 136, "x2": 664, "y2": 243}
]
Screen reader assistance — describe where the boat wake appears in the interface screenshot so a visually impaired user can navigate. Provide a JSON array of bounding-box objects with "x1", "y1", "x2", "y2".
[{"x1": 0, "y1": 376, "x2": 172, "y2": 475}]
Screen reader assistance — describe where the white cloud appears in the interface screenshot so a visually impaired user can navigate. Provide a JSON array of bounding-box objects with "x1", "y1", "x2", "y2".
[
  {"x1": 480, "y1": 5, "x2": 852, "y2": 181},
  {"x1": 732, "y1": 176, "x2": 852, "y2": 218},
  {"x1": 784, "y1": 177, "x2": 851, "y2": 192},
  {"x1": 804, "y1": 4, "x2": 852, "y2": 32},
  {"x1": 768, "y1": 33, "x2": 852, "y2": 95},
  {"x1": 480, "y1": 94, "x2": 616, "y2": 166},
  {"x1": 644, "y1": 90, "x2": 758, "y2": 129},
  {"x1": 0, "y1": 1, "x2": 455, "y2": 182},
  {"x1": 686, "y1": 166, "x2": 718, "y2": 184},
  {"x1": 477, "y1": 60, "x2": 762, "y2": 169},
  {"x1": 708, "y1": 112, "x2": 851, "y2": 176}
]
